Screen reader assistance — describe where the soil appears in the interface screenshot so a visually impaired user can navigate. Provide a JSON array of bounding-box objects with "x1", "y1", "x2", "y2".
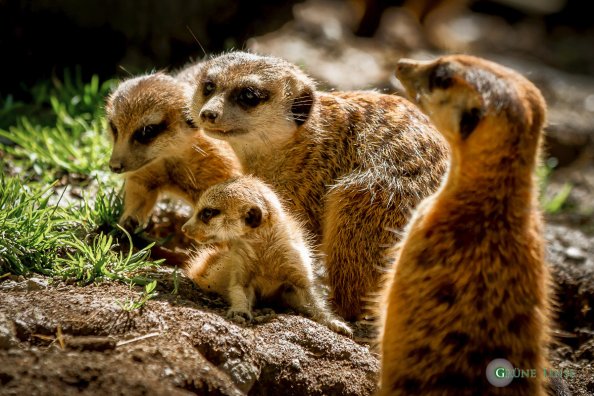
[{"x1": 2, "y1": 1, "x2": 594, "y2": 395}]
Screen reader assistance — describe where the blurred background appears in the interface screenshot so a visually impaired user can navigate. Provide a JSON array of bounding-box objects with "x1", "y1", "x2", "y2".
[
  {"x1": 2, "y1": 0, "x2": 593, "y2": 94},
  {"x1": 1, "y1": 0, "x2": 593, "y2": 225}
]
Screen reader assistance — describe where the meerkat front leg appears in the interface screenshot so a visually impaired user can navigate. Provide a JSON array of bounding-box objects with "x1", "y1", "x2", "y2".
[
  {"x1": 119, "y1": 179, "x2": 159, "y2": 231},
  {"x1": 226, "y1": 271, "x2": 255, "y2": 322},
  {"x1": 284, "y1": 285, "x2": 352, "y2": 336}
]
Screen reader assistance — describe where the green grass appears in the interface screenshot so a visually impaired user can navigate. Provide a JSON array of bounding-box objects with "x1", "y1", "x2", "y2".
[
  {"x1": 538, "y1": 158, "x2": 573, "y2": 214},
  {"x1": 0, "y1": 70, "x2": 116, "y2": 183},
  {"x1": 117, "y1": 280, "x2": 159, "y2": 311},
  {"x1": 0, "y1": 72, "x2": 162, "y2": 290}
]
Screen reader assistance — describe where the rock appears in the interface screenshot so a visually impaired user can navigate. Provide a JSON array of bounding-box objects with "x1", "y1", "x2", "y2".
[
  {"x1": 26, "y1": 278, "x2": 49, "y2": 291},
  {"x1": 0, "y1": 313, "x2": 17, "y2": 349},
  {"x1": 566, "y1": 247, "x2": 586, "y2": 262}
]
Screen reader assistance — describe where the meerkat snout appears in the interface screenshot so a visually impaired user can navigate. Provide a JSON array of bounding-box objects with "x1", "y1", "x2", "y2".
[
  {"x1": 200, "y1": 109, "x2": 219, "y2": 123},
  {"x1": 109, "y1": 160, "x2": 124, "y2": 174}
]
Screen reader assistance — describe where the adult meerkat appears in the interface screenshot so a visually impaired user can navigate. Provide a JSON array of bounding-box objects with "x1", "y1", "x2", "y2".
[
  {"x1": 378, "y1": 55, "x2": 551, "y2": 395},
  {"x1": 105, "y1": 71, "x2": 241, "y2": 230},
  {"x1": 189, "y1": 52, "x2": 449, "y2": 320},
  {"x1": 182, "y1": 176, "x2": 352, "y2": 336}
]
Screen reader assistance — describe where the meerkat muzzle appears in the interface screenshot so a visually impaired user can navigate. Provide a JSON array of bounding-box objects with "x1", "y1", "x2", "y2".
[{"x1": 395, "y1": 58, "x2": 433, "y2": 102}]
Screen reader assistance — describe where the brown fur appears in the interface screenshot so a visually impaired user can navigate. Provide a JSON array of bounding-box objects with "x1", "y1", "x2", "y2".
[
  {"x1": 105, "y1": 71, "x2": 241, "y2": 229},
  {"x1": 182, "y1": 176, "x2": 352, "y2": 335},
  {"x1": 189, "y1": 52, "x2": 449, "y2": 320},
  {"x1": 378, "y1": 55, "x2": 551, "y2": 395}
]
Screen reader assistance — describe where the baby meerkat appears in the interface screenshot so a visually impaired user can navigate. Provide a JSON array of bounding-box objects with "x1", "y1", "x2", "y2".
[
  {"x1": 378, "y1": 55, "x2": 551, "y2": 395},
  {"x1": 189, "y1": 51, "x2": 449, "y2": 320},
  {"x1": 182, "y1": 176, "x2": 352, "y2": 336},
  {"x1": 105, "y1": 71, "x2": 241, "y2": 230}
]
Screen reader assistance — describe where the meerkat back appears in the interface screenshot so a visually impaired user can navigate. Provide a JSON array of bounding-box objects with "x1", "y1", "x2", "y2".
[
  {"x1": 188, "y1": 51, "x2": 449, "y2": 320},
  {"x1": 378, "y1": 55, "x2": 551, "y2": 395}
]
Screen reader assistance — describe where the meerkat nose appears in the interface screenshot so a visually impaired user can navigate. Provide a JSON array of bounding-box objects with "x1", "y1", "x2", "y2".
[
  {"x1": 200, "y1": 109, "x2": 219, "y2": 123},
  {"x1": 109, "y1": 161, "x2": 124, "y2": 174},
  {"x1": 181, "y1": 223, "x2": 188, "y2": 234}
]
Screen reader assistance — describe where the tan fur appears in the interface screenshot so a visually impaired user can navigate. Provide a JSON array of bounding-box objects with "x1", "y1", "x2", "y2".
[
  {"x1": 189, "y1": 52, "x2": 449, "y2": 320},
  {"x1": 182, "y1": 176, "x2": 352, "y2": 336},
  {"x1": 104, "y1": 70, "x2": 241, "y2": 229},
  {"x1": 378, "y1": 55, "x2": 551, "y2": 395}
]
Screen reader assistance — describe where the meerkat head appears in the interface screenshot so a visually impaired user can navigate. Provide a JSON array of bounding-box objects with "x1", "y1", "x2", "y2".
[
  {"x1": 395, "y1": 55, "x2": 545, "y2": 153},
  {"x1": 105, "y1": 73, "x2": 196, "y2": 174},
  {"x1": 189, "y1": 52, "x2": 316, "y2": 151},
  {"x1": 181, "y1": 176, "x2": 277, "y2": 244}
]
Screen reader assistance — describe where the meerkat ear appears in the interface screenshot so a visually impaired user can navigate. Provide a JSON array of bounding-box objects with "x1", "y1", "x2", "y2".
[
  {"x1": 245, "y1": 207, "x2": 262, "y2": 228},
  {"x1": 291, "y1": 87, "x2": 314, "y2": 126}
]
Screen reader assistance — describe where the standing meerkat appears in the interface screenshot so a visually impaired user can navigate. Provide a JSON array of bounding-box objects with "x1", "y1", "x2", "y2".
[
  {"x1": 182, "y1": 176, "x2": 352, "y2": 336},
  {"x1": 378, "y1": 55, "x2": 551, "y2": 395},
  {"x1": 105, "y1": 71, "x2": 241, "y2": 230},
  {"x1": 188, "y1": 51, "x2": 449, "y2": 320}
]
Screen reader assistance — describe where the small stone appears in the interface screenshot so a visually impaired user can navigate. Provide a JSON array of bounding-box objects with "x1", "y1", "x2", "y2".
[
  {"x1": 0, "y1": 314, "x2": 17, "y2": 349},
  {"x1": 565, "y1": 247, "x2": 586, "y2": 262},
  {"x1": 0, "y1": 280, "x2": 22, "y2": 291},
  {"x1": 290, "y1": 359, "x2": 301, "y2": 370},
  {"x1": 26, "y1": 278, "x2": 48, "y2": 291}
]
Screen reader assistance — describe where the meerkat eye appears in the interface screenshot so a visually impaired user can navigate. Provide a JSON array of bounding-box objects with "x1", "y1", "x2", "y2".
[
  {"x1": 429, "y1": 64, "x2": 453, "y2": 91},
  {"x1": 237, "y1": 87, "x2": 268, "y2": 108},
  {"x1": 133, "y1": 121, "x2": 167, "y2": 144},
  {"x1": 203, "y1": 81, "x2": 216, "y2": 97},
  {"x1": 109, "y1": 120, "x2": 118, "y2": 138},
  {"x1": 198, "y1": 207, "x2": 220, "y2": 224}
]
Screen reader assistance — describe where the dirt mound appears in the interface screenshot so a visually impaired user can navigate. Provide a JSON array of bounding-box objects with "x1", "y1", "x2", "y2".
[{"x1": 0, "y1": 274, "x2": 377, "y2": 396}]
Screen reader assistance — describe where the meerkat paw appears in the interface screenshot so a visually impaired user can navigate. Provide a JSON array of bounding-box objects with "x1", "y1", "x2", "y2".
[
  {"x1": 227, "y1": 308, "x2": 253, "y2": 323},
  {"x1": 119, "y1": 215, "x2": 141, "y2": 232},
  {"x1": 326, "y1": 318, "x2": 353, "y2": 336}
]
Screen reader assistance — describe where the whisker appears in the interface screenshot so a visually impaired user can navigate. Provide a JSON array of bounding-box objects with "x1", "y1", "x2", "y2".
[{"x1": 186, "y1": 25, "x2": 207, "y2": 57}]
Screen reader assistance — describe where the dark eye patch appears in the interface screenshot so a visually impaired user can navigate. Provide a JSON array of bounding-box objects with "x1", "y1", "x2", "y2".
[
  {"x1": 198, "y1": 207, "x2": 221, "y2": 224},
  {"x1": 459, "y1": 107, "x2": 482, "y2": 139},
  {"x1": 132, "y1": 121, "x2": 168, "y2": 144},
  {"x1": 233, "y1": 86, "x2": 269, "y2": 109},
  {"x1": 203, "y1": 80, "x2": 216, "y2": 97},
  {"x1": 109, "y1": 120, "x2": 118, "y2": 138},
  {"x1": 429, "y1": 64, "x2": 454, "y2": 91}
]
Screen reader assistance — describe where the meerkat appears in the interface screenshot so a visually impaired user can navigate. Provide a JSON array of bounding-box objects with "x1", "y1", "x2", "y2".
[
  {"x1": 182, "y1": 176, "x2": 352, "y2": 336},
  {"x1": 377, "y1": 55, "x2": 551, "y2": 395},
  {"x1": 188, "y1": 51, "x2": 449, "y2": 320},
  {"x1": 105, "y1": 71, "x2": 241, "y2": 230}
]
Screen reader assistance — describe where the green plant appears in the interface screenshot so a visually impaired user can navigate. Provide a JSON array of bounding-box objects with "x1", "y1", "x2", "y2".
[
  {"x1": 537, "y1": 158, "x2": 572, "y2": 214},
  {"x1": 171, "y1": 267, "x2": 180, "y2": 295},
  {"x1": 72, "y1": 185, "x2": 124, "y2": 231},
  {"x1": 55, "y1": 226, "x2": 163, "y2": 285},
  {"x1": 0, "y1": 70, "x2": 116, "y2": 182},
  {"x1": 0, "y1": 173, "x2": 69, "y2": 275},
  {"x1": 117, "y1": 280, "x2": 159, "y2": 311}
]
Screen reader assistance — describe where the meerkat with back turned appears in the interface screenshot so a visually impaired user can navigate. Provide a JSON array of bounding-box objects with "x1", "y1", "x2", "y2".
[
  {"x1": 189, "y1": 52, "x2": 449, "y2": 320},
  {"x1": 378, "y1": 55, "x2": 551, "y2": 395},
  {"x1": 105, "y1": 69, "x2": 241, "y2": 230},
  {"x1": 182, "y1": 176, "x2": 352, "y2": 336}
]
